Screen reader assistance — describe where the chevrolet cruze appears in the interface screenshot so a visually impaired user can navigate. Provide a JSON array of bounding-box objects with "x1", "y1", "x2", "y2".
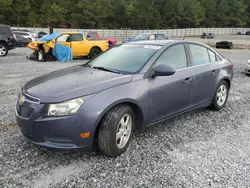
[{"x1": 15, "y1": 40, "x2": 234, "y2": 157}]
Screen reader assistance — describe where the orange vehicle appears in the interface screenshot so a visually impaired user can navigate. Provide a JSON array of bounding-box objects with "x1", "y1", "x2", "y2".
[{"x1": 56, "y1": 32, "x2": 109, "y2": 58}]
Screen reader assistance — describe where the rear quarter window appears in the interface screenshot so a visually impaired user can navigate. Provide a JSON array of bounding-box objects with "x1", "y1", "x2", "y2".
[
  {"x1": 208, "y1": 50, "x2": 216, "y2": 62},
  {"x1": 189, "y1": 44, "x2": 210, "y2": 65}
]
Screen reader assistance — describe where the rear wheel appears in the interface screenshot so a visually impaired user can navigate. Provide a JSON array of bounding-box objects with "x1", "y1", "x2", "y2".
[
  {"x1": 98, "y1": 104, "x2": 134, "y2": 157},
  {"x1": 88, "y1": 47, "x2": 101, "y2": 59},
  {"x1": 209, "y1": 81, "x2": 229, "y2": 110},
  {"x1": 0, "y1": 44, "x2": 8, "y2": 57}
]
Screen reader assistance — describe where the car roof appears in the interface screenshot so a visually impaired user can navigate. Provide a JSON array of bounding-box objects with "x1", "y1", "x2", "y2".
[
  {"x1": 124, "y1": 40, "x2": 216, "y2": 50},
  {"x1": 138, "y1": 33, "x2": 165, "y2": 35},
  {"x1": 62, "y1": 31, "x2": 81, "y2": 34},
  {"x1": 124, "y1": 40, "x2": 174, "y2": 46}
]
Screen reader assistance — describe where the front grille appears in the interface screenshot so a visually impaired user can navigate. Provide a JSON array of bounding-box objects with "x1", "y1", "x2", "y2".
[{"x1": 23, "y1": 92, "x2": 40, "y2": 103}]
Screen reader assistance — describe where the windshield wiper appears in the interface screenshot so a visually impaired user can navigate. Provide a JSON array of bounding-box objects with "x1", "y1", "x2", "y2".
[{"x1": 92, "y1": 66, "x2": 121, "y2": 74}]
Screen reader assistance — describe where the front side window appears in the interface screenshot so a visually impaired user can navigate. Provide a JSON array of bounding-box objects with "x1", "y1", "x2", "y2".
[
  {"x1": 56, "y1": 34, "x2": 70, "y2": 42},
  {"x1": 88, "y1": 44, "x2": 160, "y2": 74},
  {"x1": 155, "y1": 44, "x2": 187, "y2": 70},
  {"x1": 71, "y1": 34, "x2": 83, "y2": 41},
  {"x1": 189, "y1": 44, "x2": 210, "y2": 65}
]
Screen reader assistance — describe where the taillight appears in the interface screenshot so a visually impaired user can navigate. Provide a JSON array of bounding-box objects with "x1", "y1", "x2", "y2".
[
  {"x1": 232, "y1": 63, "x2": 234, "y2": 69},
  {"x1": 13, "y1": 34, "x2": 16, "y2": 40}
]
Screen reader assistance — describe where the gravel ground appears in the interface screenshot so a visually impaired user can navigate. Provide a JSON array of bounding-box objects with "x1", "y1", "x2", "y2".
[{"x1": 1, "y1": 47, "x2": 250, "y2": 188}]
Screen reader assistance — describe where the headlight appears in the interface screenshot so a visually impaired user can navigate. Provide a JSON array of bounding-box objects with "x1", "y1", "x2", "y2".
[{"x1": 44, "y1": 96, "x2": 92, "y2": 117}]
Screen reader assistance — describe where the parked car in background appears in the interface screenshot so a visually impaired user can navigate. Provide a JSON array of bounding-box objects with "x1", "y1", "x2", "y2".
[
  {"x1": 13, "y1": 31, "x2": 36, "y2": 41},
  {"x1": 37, "y1": 31, "x2": 47, "y2": 39},
  {"x1": 201, "y1": 33, "x2": 216, "y2": 39},
  {"x1": 245, "y1": 30, "x2": 250, "y2": 35},
  {"x1": 0, "y1": 24, "x2": 16, "y2": 57},
  {"x1": 86, "y1": 32, "x2": 117, "y2": 47},
  {"x1": 56, "y1": 32, "x2": 109, "y2": 58},
  {"x1": 216, "y1": 41, "x2": 233, "y2": 49},
  {"x1": 27, "y1": 32, "x2": 110, "y2": 60},
  {"x1": 122, "y1": 33, "x2": 168, "y2": 43},
  {"x1": 245, "y1": 60, "x2": 250, "y2": 75},
  {"x1": 15, "y1": 34, "x2": 32, "y2": 47},
  {"x1": 15, "y1": 40, "x2": 234, "y2": 157}
]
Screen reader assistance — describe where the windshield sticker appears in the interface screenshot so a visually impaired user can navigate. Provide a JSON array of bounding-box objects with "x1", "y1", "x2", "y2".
[{"x1": 143, "y1": 45, "x2": 162, "y2": 50}]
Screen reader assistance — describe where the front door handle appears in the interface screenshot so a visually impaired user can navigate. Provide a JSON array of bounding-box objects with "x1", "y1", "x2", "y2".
[
  {"x1": 183, "y1": 77, "x2": 192, "y2": 83},
  {"x1": 211, "y1": 70, "x2": 216, "y2": 75}
]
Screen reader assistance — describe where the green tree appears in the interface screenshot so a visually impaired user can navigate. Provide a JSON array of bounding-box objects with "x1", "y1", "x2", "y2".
[
  {"x1": 200, "y1": 0, "x2": 217, "y2": 27},
  {"x1": 11, "y1": 0, "x2": 30, "y2": 26},
  {"x1": 177, "y1": 0, "x2": 205, "y2": 28},
  {"x1": 0, "y1": 0, "x2": 12, "y2": 23},
  {"x1": 40, "y1": 0, "x2": 66, "y2": 28}
]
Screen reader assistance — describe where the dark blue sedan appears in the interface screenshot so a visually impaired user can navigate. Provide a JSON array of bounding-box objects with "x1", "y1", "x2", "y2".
[{"x1": 15, "y1": 40, "x2": 234, "y2": 157}]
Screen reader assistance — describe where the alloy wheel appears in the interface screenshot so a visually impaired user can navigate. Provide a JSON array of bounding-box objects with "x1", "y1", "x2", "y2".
[
  {"x1": 116, "y1": 114, "x2": 132, "y2": 149},
  {"x1": 216, "y1": 84, "x2": 227, "y2": 106}
]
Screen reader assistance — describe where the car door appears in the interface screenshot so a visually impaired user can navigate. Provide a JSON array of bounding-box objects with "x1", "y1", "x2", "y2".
[
  {"x1": 56, "y1": 34, "x2": 71, "y2": 49},
  {"x1": 149, "y1": 43, "x2": 194, "y2": 123},
  {"x1": 187, "y1": 44, "x2": 219, "y2": 107},
  {"x1": 70, "y1": 34, "x2": 87, "y2": 56}
]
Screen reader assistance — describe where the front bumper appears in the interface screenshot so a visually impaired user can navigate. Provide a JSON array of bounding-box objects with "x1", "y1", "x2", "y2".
[
  {"x1": 245, "y1": 64, "x2": 250, "y2": 74},
  {"x1": 15, "y1": 93, "x2": 94, "y2": 152}
]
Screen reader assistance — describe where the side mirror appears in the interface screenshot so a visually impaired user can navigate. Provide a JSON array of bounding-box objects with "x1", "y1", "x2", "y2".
[{"x1": 154, "y1": 64, "x2": 175, "y2": 77}]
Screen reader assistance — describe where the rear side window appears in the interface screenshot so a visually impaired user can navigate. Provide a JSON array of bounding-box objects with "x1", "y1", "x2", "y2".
[
  {"x1": 15, "y1": 32, "x2": 29, "y2": 36},
  {"x1": 71, "y1": 34, "x2": 83, "y2": 41},
  {"x1": 156, "y1": 44, "x2": 187, "y2": 70},
  {"x1": 208, "y1": 50, "x2": 216, "y2": 62},
  {"x1": 189, "y1": 44, "x2": 210, "y2": 65}
]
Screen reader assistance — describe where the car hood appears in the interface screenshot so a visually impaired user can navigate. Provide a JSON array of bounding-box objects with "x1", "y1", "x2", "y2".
[{"x1": 23, "y1": 65, "x2": 133, "y2": 103}]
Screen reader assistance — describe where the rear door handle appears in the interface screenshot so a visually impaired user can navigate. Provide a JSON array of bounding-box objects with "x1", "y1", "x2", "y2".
[{"x1": 183, "y1": 77, "x2": 192, "y2": 83}]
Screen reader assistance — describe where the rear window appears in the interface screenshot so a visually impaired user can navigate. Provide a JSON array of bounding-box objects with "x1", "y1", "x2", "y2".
[{"x1": 88, "y1": 44, "x2": 161, "y2": 74}]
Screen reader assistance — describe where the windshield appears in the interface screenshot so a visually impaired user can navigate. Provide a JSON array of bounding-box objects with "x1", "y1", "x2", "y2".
[
  {"x1": 135, "y1": 34, "x2": 149, "y2": 40},
  {"x1": 87, "y1": 44, "x2": 161, "y2": 74}
]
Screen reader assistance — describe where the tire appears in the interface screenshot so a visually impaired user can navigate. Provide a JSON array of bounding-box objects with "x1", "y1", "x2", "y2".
[
  {"x1": 0, "y1": 44, "x2": 8, "y2": 57},
  {"x1": 209, "y1": 81, "x2": 229, "y2": 111},
  {"x1": 98, "y1": 104, "x2": 134, "y2": 157},
  {"x1": 88, "y1": 47, "x2": 101, "y2": 59},
  {"x1": 108, "y1": 42, "x2": 114, "y2": 48}
]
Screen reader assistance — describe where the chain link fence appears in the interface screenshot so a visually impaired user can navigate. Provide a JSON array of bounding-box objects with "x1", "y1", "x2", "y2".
[{"x1": 11, "y1": 27, "x2": 250, "y2": 49}]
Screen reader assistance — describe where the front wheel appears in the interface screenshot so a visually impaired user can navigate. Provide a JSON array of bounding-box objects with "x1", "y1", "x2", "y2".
[
  {"x1": 209, "y1": 81, "x2": 229, "y2": 110},
  {"x1": 0, "y1": 44, "x2": 8, "y2": 57},
  {"x1": 88, "y1": 48, "x2": 101, "y2": 59},
  {"x1": 98, "y1": 104, "x2": 134, "y2": 157}
]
